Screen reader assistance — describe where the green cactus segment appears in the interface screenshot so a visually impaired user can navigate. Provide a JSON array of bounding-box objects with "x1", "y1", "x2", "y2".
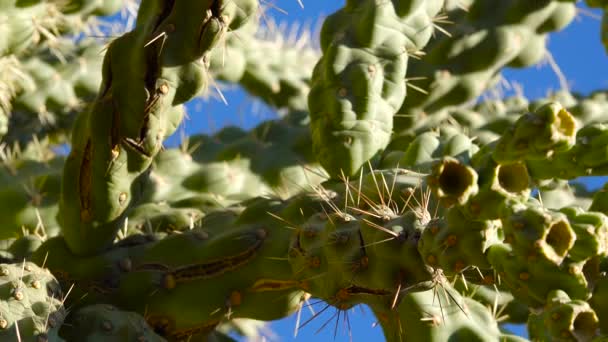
[
  {"x1": 452, "y1": 96, "x2": 530, "y2": 143},
  {"x1": 374, "y1": 283, "x2": 526, "y2": 342},
  {"x1": 382, "y1": 132, "x2": 481, "y2": 206},
  {"x1": 308, "y1": 0, "x2": 445, "y2": 177},
  {"x1": 0, "y1": 113, "x2": 5, "y2": 138},
  {"x1": 125, "y1": 203, "x2": 205, "y2": 235},
  {"x1": 0, "y1": 56, "x2": 29, "y2": 139},
  {"x1": 502, "y1": 202, "x2": 575, "y2": 265},
  {"x1": 466, "y1": 152, "x2": 531, "y2": 220},
  {"x1": 34, "y1": 169, "x2": 432, "y2": 340},
  {"x1": 444, "y1": 101, "x2": 608, "y2": 181},
  {"x1": 381, "y1": 132, "x2": 441, "y2": 170},
  {"x1": 67, "y1": 0, "x2": 124, "y2": 16},
  {"x1": 537, "y1": 180, "x2": 593, "y2": 210},
  {"x1": 590, "y1": 274, "x2": 608, "y2": 334},
  {"x1": 144, "y1": 153, "x2": 252, "y2": 207},
  {"x1": 1, "y1": 116, "x2": 321, "y2": 241},
  {"x1": 399, "y1": 91, "x2": 608, "y2": 149},
  {"x1": 289, "y1": 211, "x2": 434, "y2": 309},
  {"x1": 382, "y1": 132, "x2": 479, "y2": 172},
  {"x1": 526, "y1": 121, "x2": 608, "y2": 179},
  {"x1": 591, "y1": 182, "x2": 608, "y2": 215},
  {"x1": 0, "y1": 1, "x2": 121, "y2": 58},
  {"x1": 480, "y1": 201, "x2": 608, "y2": 306},
  {"x1": 415, "y1": 144, "x2": 607, "y2": 307},
  {"x1": 550, "y1": 91, "x2": 608, "y2": 125},
  {"x1": 397, "y1": 95, "x2": 529, "y2": 145},
  {"x1": 195, "y1": 118, "x2": 326, "y2": 198},
  {"x1": 64, "y1": 304, "x2": 166, "y2": 342},
  {"x1": 215, "y1": 0, "x2": 259, "y2": 31},
  {"x1": 418, "y1": 207, "x2": 501, "y2": 275},
  {"x1": 0, "y1": 234, "x2": 45, "y2": 263},
  {"x1": 209, "y1": 18, "x2": 319, "y2": 117},
  {"x1": 395, "y1": 0, "x2": 577, "y2": 131},
  {"x1": 453, "y1": 278, "x2": 530, "y2": 324},
  {"x1": 528, "y1": 290, "x2": 600, "y2": 341},
  {"x1": 58, "y1": 0, "x2": 259, "y2": 255},
  {"x1": 287, "y1": 170, "x2": 440, "y2": 312},
  {"x1": 30, "y1": 235, "x2": 155, "y2": 308},
  {"x1": 31, "y1": 200, "x2": 296, "y2": 338},
  {"x1": 585, "y1": 0, "x2": 608, "y2": 53},
  {"x1": 118, "y1": 199, "x2": 304, "y2": 340},
  {"x1": 0, "y1": 144, "x2": 64, "y2": 239},
  {"x1": 559, "y1": 207, "x2": 608, "y2": 262},
  {"x1": 0, "y1": 261, "x2": 65, "y2": 342},
  {"x1": 5, "y1": 39, "x2": 104, "y2": 145},
  {"x1": 3, "y1": 1, "x2": 608, "y2": 340},
  {"x1": 493, "y1": 102, "x2": 577, "y2": 164},
  {"x1": 587, "y1": 1, "x2": 608, "y2": 9},
  {"x1": 145, "y1": 117, "x2": 326, "y2": 202},
  {"x1": 487, "y1": 243, "x2": 589, "y2": 307}
]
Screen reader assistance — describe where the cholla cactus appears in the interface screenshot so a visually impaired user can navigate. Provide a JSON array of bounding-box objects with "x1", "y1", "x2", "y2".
[{"x1": 1, "y1": 0, "x2": 608, "y2": 341}]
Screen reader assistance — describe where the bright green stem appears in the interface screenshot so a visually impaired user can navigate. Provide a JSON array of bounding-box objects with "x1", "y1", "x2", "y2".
[
  {"x1": 528, "y1": 290, "x2": 600, "y2": 341},
  {"x1": 33, "y1": 169, "x2": 432, "y2": 339},
  {"x1": 395, "y1": 0, "x2": 577, "y2": 132},
  {"x1": 142, "y1": 117, "x2": 326, "y2": 204},
  {"x1": 209, "y1": 18, "x2": 318, "y2": 118},
  {"x1": 58, "y1": 0, "x2": 258, "y2": 255},
  {"x1": 373, "y1": 283, "x2": 527, "y2": 342},
  {"x1": 64, "y1": 304, "x2": 166, "y2": 342},
  {"x1": 0, "y1": 143, "x2": 64, "y2": 239},
  {"x1": 5, "y1": 39, "x2": 104, "y2": 146},
  {"x1": 308, "y1": 0, "x2": 445, "y2": 177},
  {"x1": 0, "y1": 261, "x2": 66, "y2": 342}
]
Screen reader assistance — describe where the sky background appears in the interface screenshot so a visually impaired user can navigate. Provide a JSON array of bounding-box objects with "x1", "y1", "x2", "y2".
[{"x1": 140, "y1": 1, "x2": 608, "y2": 341}]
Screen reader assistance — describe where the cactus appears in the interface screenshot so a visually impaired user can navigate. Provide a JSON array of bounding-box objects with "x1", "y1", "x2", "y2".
[
  {"x1": 62, "y1": 304, "x2": 165, "y2": 342},
  {"x1": 208, "y1": 17, "x2": 319, "y2": 118},
  {"x1": 308, "y1": 0, "x2": 446, "y2": 177},
  {"x1": 4, "y1": 39, "x2": 104, "y2": 146},
  {"x1": 394, "y1": 0, "x2": 577, "y2": 132},
  {"x1": 528, "y1": 290, "x2": 600, "y2": 341},
  {"x1": 1, "y1": 0, "x2": 608, "y2": 341},
  {"x1": 58, "y1": 0, "x2": 259, "y2": 255},
  {"x1": 0, "y1": 261, "x2": 66, "y2": 342},
  {"x1": 0, "y1": 141, "x2": 64, "y2": 239},
  {"x1": 0, "y1": 0, "x2": 121, "y2": 58}
]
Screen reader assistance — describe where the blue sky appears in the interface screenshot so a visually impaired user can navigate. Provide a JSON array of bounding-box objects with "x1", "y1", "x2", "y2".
[{"x1": 160, "y1": 1, "x2": 608, "y2": 341}]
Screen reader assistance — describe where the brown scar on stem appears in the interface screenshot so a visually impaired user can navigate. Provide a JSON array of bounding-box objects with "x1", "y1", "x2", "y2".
[
  {"x1": 135, "y1": 230, "x2": 266, "y2": 287},
  {"x1": 249, "y1": 279, "x2": 301, "y2": 292},
  {"x1": 79, "y1": 140, "x2": 92, "y2": 222},
  {"x1": 170, "y1": 234, "x2": 265, "y2": 283}
]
